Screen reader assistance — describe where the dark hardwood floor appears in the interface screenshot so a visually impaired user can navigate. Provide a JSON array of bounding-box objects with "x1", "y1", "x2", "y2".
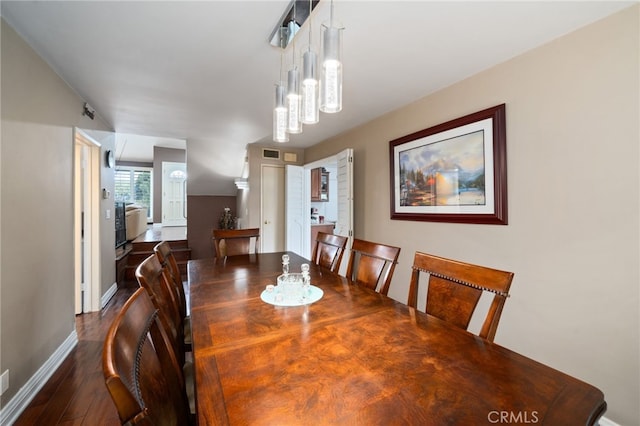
[
  {"x1": 13, "y1": 227, "x2": 189, "y2": 425},
  {"x1": 14, "y1": 282, "x2": 138, "y2": 426}
]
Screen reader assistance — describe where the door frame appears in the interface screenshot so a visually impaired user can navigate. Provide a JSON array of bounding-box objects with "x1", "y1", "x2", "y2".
[{"x1": 74, "y1": 128, "x2": 102, "y2": 313}]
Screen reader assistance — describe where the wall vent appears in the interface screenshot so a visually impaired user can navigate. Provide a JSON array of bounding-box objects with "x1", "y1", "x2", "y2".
[{"x1": 263, "y1": 149, "x2": 280, "y2": 159}]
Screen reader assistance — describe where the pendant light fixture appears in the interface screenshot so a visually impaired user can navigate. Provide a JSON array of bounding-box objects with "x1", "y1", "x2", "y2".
[
  {"x1": 320, "y1": 0, "x2": 343, "y2": 114},
  {"x1": 273, "y1": 83, "x2": 289, "y2": 142},
  {"x1": 286, "y1": 7, "x2": 303, "y2": 135},
  {"x1": 273, "y1": 52, "x2": 289, "y2": 142},
  {"x1": 301, "y1": 0, "x2": 319, "y2": 124},
  {"x1": 286, "y1": 64, "x2": 303, "y2": 134}
]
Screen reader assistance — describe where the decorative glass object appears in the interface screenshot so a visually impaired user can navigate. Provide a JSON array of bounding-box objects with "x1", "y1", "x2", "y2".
[
  {"x1": 277, "y1": 273, "x2": 305, "y2": 303},
  {"x1": 282, "y1": 254, "x2": 290, "y2": 275},
  {"x1": 218, "y1": 207, "x2": 237, "y2": 229}
]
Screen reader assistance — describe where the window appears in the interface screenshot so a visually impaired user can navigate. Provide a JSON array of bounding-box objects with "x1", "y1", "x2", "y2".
[{"x1": 115, "y1": 166, "x2": 153, "y2": 221}]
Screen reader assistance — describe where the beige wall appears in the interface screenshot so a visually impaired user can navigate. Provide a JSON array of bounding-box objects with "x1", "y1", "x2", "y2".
[
  {"x1": 306, "y1": 6, "x2": 639, "y2": 424},
  {"x1": 1, "y1": 18, "x2": 113, "y2": 407}
]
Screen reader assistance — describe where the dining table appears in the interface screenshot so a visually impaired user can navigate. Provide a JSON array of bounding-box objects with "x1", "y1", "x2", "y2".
[{"x1": 188, "y1": 252, "x2": 606, "y2": 425}]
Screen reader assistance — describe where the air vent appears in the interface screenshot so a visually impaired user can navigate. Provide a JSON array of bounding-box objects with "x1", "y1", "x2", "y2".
[
  {"x1": 283, "y1": 152, "x2": 297, "y2": 162},
  {"x1": 263, "y1": 149, "x2": 280, "y2": 159}
]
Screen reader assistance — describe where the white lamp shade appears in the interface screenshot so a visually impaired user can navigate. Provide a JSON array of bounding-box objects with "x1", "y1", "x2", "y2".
[
  {"x1": 273, "y1": 84, "x2": 289, "y2": 142},
  {"x1": 286, "y1": 68, "x2": 303, "y2": 134},
  {"x1": 301, "y1": 49, "x2": 319, "y2": 124},
  {"x1": 320, "y1": 24, "x2": 342, "y2": 113}
]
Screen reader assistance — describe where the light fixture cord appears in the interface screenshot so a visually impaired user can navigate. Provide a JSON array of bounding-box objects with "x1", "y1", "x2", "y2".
[
  {"x1": 292, "y1": 1, "x2": 297, "y2": 67},
  {"x1": 308, "y1": 0, "x2": 312, "y2": 50},
  {"x1": 292, "y1": 35, "x2": 296, "y2": 68},
  {"x1": 330, "y1": 0, "x2": 334, "y2": 27},
  {"x1": 280, "y1": 50, "x2": 284, "y2": 83}
]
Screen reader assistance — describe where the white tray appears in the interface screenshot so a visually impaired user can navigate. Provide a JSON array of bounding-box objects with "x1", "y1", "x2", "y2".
[{"x1": 260, "y1": 285, "x2": 324, "y2": 307}]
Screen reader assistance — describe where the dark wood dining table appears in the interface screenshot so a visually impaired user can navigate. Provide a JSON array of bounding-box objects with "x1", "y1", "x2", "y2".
[{"x1": 188, "y1": 252, "x2": 606, "y2": 425}]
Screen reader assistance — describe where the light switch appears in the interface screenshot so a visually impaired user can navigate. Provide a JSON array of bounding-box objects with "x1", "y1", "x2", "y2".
[
  {"x1": 106, "y1": 209, "x2": 111, "y2": 219},
  {"x1": 1, "y1": 370, "x2": 9, "y2": 395}
]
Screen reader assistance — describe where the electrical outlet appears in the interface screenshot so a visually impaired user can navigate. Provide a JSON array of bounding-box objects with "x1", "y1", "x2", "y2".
[{"x1": 1, "y1": 370, "x2": 9, "y2": 395}]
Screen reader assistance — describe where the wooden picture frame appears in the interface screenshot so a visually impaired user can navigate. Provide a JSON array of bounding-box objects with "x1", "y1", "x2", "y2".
[{"x1": 389, "y1": 104, "x2": 507, "y2": 225}]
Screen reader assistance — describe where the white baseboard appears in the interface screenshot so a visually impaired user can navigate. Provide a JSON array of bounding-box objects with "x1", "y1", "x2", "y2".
[
  {"x1": 101, "y1": 282, "x2": 118, "y2": 308},
  {"x1": 599, "y1": 416, "x2": 621, "y2": 426},
  {"x1": 0, "y1": 331, "x2": 78, "y2": 426}
]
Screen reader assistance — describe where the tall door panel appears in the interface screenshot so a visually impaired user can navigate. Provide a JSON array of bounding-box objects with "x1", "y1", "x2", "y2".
[{"x1": 335, "y1": 148, "x2": 354, "y2": 275}]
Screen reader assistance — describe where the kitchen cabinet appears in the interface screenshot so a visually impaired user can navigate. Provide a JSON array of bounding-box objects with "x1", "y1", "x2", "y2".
[{"x1": 311, "y1": 167, "x2": 329, "y2": 202}]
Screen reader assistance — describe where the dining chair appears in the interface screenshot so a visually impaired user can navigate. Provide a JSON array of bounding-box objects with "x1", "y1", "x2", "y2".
[
  {"x1": 311, "y1": 232, "x2": 348, "y2": 273},
  {"x1": 154, "y1": 241, "x2": 191, "y2": 349},
  {"x1": 135, "y1": 254, "x2": 187, "y2": 364},
  {"x1": 408, "y1": 251, "x2": 514, "y2": 342},
  {"x1": 102, "y1": 287, "x2": 192, "y2": 425},
  {"x1": 154, "y1": 241, "x2": 188, "y2": 317},
  {"x1": 345, "y1": 238, "x2": 401, "y2": 295},
  {"x1": 212, "y1": 228, "x2": 260, "y2": 258}
]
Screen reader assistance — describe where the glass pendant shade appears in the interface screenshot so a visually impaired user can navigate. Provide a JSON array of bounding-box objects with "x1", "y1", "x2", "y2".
[
  {"x1": 286, "y1": 68, "x2": 303, "y2": 134},
  {"x1": 301, "y1": 49, "x2": 319, "y2": 124},
  {"x1": 320, "y1": 24, "x2": 343, "y2": 114},
  {"x1": 273, "y1": 84, "x2": 289, "y2": 142}
]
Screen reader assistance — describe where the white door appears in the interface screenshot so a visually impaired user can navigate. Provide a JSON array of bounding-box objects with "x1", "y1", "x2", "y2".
[
  {"x1": 162, "y1": 162, "x2": 187, "y2": 227},
  {"x1": 261, "y1": 165, "x2": 285, "y2": 253},
  {"x1": 334, "y1": 148, "x2": 354, "y2": 275},
  {"x1": 285, "y1": 165, "x2": 307, "y2": 256}
]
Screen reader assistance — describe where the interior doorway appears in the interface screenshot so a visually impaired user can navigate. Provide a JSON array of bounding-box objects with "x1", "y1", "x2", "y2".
[
  {"x1": 285, "y1": 148, "x2": 353, "y2": 274},
  {"x1": 73, "y1": 129, "x2": 102, "y2": 313}
]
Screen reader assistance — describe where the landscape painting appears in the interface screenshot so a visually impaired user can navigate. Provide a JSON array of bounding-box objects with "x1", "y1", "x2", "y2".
[
  {"x1": 398, "y1": 130, "x2": 486, "y2": 207},
  {"x1": 389, "y1": 104, "x2": 508, "y2": 225}
]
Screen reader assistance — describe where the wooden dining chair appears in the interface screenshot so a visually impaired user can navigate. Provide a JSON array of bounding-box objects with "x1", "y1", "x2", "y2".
[
  {"x1": 154, "y1": 241, "x2": 188, "y2": 318},
  {"x1": 154, "y1": 241, "x2": 191, "y2": 350},
  {"x1": 408, "y1": 251, "x2": 514, "y2": 342},
  {"x1": 102, "y1": 287, "x2": 192, "y2": 425},
  {"x1": 311, "y1": 232, "x2": 348, "y2": 273},
  {"x1": 345, "y1": 238, "x2": 401, "y2": 295},
  {"x1": 135, "y1": 254, "x2": 187, "y2": 365},
  {"x1": 212, "y1": 228, "x2": 260, "y2": 258}
]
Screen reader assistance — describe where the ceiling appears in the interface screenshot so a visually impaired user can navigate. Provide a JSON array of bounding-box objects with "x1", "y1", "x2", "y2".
[{"x1": 1, "y1": 1, "x2": 632, "y2": 181}]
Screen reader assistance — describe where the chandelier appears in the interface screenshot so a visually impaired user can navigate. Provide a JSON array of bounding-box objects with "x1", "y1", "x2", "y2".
[{"x1": 271, "y1": 0, "x2": 343, "y2": 143}]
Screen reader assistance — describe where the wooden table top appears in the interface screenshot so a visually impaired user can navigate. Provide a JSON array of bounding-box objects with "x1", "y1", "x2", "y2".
[{"x1": 188, "y1": 252, "x2": 606, "y2": 426}]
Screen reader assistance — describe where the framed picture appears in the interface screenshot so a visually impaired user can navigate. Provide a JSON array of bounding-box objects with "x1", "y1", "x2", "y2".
[{"x1": 389, "y1": 104, "x2": 507, "y2": 225}]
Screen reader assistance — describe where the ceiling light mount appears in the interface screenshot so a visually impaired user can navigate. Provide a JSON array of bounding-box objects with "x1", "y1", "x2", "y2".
[{"x1": 269, "y1": 0, "x2": 320, "y2": 49}]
